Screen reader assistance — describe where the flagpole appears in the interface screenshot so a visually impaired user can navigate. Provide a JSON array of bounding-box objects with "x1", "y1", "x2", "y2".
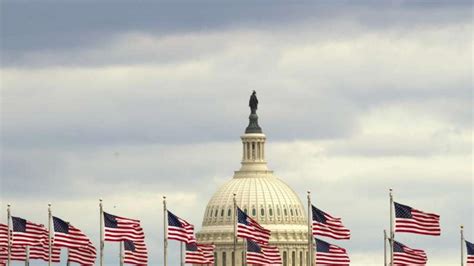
[
  {"x1": 383, "y1": 230, "x2": 387, "y2": 266},
  {"x1": 307, "y1": 191, "x2": 314, "y2": 266},
  {"x1": 119, "y1": 241, "x2": 124, "y2": 266},
  {"x1": 7, "y1": 203, "x2": 11, "y2": 266},
  {"x1": 461, "y1": 225, "x2": 464, "y2": 266},
  {"x1": 389, "y1": 189, "x2": 394, "y2": 266},
  {"x1": 25, "y1": 246, "x2": 29, "y2": 266},
  {"x1": 66, "y1": 249, "x2": 70, "y2": 266},
  {"x1": 99, "y1": 198, "x2": 104, "y2": 266},
  {"x1": 243, "y1": 239, "x2": 247, "y2": 266},
  {"x1": 233, "y1": 193, "x2": 237, "y2": 266},
  {"x1": 48, "y1": 203, "x2": 52, "y2": 266},
  {"x1": 163, "y1": 196, "x2": 168, "y2": 266},
  {"x1": 180, "y1": 242, "x2": 184, "y2": 266}
]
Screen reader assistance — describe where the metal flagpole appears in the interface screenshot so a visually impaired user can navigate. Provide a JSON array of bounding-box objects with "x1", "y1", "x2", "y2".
[
  {"x1": 461, "y1": 225, "x2": 464, "y2": 266},
  {"x1": 383, "y1": 230, "x2": 387, "y2": 266},
  {"x1": 25, "y1": 246, "x2": 29, "y2": 266},
  {"x1": 99, "y1": 199, "x2": 104, "y2": 266},
  {"x1": 389, "y1": 189, "x2": 394, "y2": 266},
  {"x1": 7, "y1": 203, "x2": 11, "y2": 266},
  {"x1": 307, "y1": 191, "x2": 314, "y2": 266},
  {"x1": 66, "y1": 249, "x2": 70, "y2": 266},
  {"x1": 163, "y1": 196, "x2": 168, "y2": 266},
  {"x1": 48, "y1": 203, "x2": 52, "y2": 266},
  {"x1": 243, "y1": 239, "x2": 247, "y2": 266},
  {"x1": 180, "y1": 242, "x2": 184, "y2": 266},
  {"x1": 233, "y1": 193, "x2": 237, "y2": 266},
  {"x1": 119, "y1": 241, "x2": 124, "y2": 266}
]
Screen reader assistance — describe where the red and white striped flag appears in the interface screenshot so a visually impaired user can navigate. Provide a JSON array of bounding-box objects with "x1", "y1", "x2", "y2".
[
  {"x1": 103, "y1": 212, "x2": 144, "y2": 242},
  {"x1": 237, "y1": 208, "x2": 271, "y2": 244},
  {"x1": 68, "y1": 243, "x2": 97, "y2": 265},
  {"x1": 167, "y1": 211, "x2": 196, "y2": 244},
  {"x1": 0, "y1": 224, "x2": 8, "y2": 249},
  {"x1": 123, "y1": 239, "x2": 148, "y2": 265},
  {"x1": 185, "y1": 243, "x2": 215, "y2": 264},
  {"x1": 30, "y1": 243, "x2": 62, "y2": 263},
  {"x1": 53, "y1": 216, "x2": 92, "y2": 248},
  {"x1": 315, "y1": 238, "x2": 350, "y2": 265},
  {"x1": 69, "y1": 246, "x2": 96, "y2": 265},
  {"x1": 0, "y1": 243, "x2": 61, "y2": 263},
  {"x1": 246, "y1": 240, "x2": 282, "y2": 265},
  {"x1": 197, "y1": 243, "x2": 215, "y2": 264},
  {"x1": 392, "y1": 240, "x2": 427, "y2": 265},
  {"x1": 11, "y1": 217, "x2": 48, "y2": 246},
  {"x1": 0, "y1": 245, "x2": 27, "y2": 261},
  {"x1": 394, "y1": 202, "x2": 441, "y2": 236},
  {"x1": 466, "y1": 240, "x2": 474, "y2": 265},
  {"x1": 311, "y1": 205, "x2": 350, "y2": 240}
]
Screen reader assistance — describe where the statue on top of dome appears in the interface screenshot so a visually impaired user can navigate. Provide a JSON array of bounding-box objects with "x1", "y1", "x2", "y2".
[{"x1": 249, "y1": 90, "x2": 258, "y2": 114}]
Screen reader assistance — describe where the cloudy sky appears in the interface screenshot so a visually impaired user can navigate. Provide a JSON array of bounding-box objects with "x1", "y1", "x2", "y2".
[{"x1": 1, "y1": 1, "x2": 472, "y2": 265}]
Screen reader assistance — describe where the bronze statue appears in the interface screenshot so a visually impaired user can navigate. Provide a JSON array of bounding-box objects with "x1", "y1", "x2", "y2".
[{"x1": 249, "y1": 90, "x2": 258, "y2": 114}]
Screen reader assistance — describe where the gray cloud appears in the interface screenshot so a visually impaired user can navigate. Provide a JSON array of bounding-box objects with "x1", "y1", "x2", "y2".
[{"x1": 1, "y1": 0, "x2": 471, "y2": 66}]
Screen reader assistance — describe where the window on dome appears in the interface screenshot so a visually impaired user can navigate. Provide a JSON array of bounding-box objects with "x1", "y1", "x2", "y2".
[
  {"x1": 244, "y1": 208, "x2": 248, "y2": 214},
  {"x1": 277, "y1": 208, "x2": 281, "y2": 216},
  {"x1": 299, "y1": 251, "x2": 303, "y2": 266},
  {"x1": 222, "y1": 252, "x2": 226, "y2": 266},
  {"x1": 209, "y1": 208, "x2": 213, "y2": 217},
  {"x1": 260, "y1": 208, "x2": 264, "y2": 216},
  {"x1": 221, "y1": 209, "x2": 224, "y2": 217},
  {"x1": 215, "y1": 209, "x2": 218, "y2": 217},
  {"x1": 269, "y1": 208, "x2": 273, "y2": 216},
  {"x1": 292, "y1": 251, "x2": 295, "y2": 266},
  {"x1": 284, "y1": 209, "x2": 288, "y2": 216},
  {"x1": 290, "y1": 209, "x2": 294, "y2": 216},
  {"x1": 252, "y1": 208, "x2": 256, "y2": 216},
  {"x1": 295, "y1": 209, "x2": 298, "y2": 216},
  {"x1": 227, "y1": 209, "x2": 232, "y2": 217}
]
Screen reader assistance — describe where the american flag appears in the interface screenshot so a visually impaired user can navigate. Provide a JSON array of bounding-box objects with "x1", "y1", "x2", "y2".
[
  {"x1": 11, "y1": 217, "x2": 48, "y2": 246},
  {"x1": 167, "y1": 211, "x2": 196, "y2": 243},
  {"x1": 311, "y1": 205, "x2": 350, "y2": 240},
  {"x1": 392, "y1": 240, "x2": 427, "y2": 265},
  {"x1": 53, "y1": 216, "x2": 91, "y2": 248},
  {"x1": 315, "y1": 238, "x2": 350, "y2": 265},
  {"x1": 0, "y1": 224, "x2": 8, "y2": 249},
  {"x1": 237, "y1": 208, "x2": 271, "y2": 244},
  {"x1": 29, "y1": 243, "x2": 62, "y2": 263},
  {"x1": 466, "y1": 240, "x2": 474, "y2": 265},
  {"x1": 123, "y1": 239, "x2": 148, "y2": 265},
  {"x1": 394, "y1": 202, "x2": 441, "y2": 236},
  {"x1": 246, "y1": 239, "x2": 282, "y2": 265},
  {"x1": 103, "y1": 212, "x2": 144, "y2": 242},
  {"x1": 0, "y1": 245, "x2": 27, "y2": 261},
  {"x1": 68, "y1": 243, "x2": 97, "y2": 265},
  {"x1": 185, "y1": 243, "x2": 215, "y2": 264},
  {"x1": 0, "y1": 243, "x2": 61, "y2": 263}
]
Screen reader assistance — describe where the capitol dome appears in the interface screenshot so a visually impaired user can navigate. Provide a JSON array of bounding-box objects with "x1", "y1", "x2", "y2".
[{"x1": 196, "y1": 94, "x2": 310, "y2": 265}]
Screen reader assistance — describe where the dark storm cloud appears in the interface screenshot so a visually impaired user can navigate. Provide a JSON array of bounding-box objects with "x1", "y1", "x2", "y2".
[{"x1": 1, "y1": 0, "x2": 471, "y2": 67}]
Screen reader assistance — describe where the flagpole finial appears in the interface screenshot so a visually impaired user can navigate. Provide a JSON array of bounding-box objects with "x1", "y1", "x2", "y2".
[
  {"x1": 7, "y1": 203, "x2": 10, "y2": 208},
  {"x1": 461, "y1": 225, "x2": 464, "y2": 229},
  {"x1": 48, "y1": 203, "x2": 51, "y2": 207}
]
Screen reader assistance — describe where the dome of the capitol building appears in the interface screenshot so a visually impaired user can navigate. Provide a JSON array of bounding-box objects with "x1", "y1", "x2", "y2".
[{"x1": 196, "y1": 91, "x2": 310, "y2": 265}]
